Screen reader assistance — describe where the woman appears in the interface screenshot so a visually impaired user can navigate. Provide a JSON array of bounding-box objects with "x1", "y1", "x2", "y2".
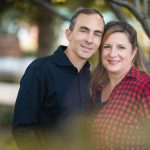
[{"x1": 91, "y1": 21, "x2": 150, "y2": 149}]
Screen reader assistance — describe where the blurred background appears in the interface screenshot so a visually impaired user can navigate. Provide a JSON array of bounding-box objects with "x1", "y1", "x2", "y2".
[{"x1": 0, "y1": 0, "x2": 150, "y2": 149}]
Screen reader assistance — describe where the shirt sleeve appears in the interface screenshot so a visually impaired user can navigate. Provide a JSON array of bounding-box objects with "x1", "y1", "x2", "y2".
[
  {"x1": 140, "y1": 78, "x2": 150, "y2": 147},
  {"x1": 12, "y1": 64, "x2": 46, "y2": 150},
  {"x1": 13, "y1": 64, "x2": 45, "y2": 128}
]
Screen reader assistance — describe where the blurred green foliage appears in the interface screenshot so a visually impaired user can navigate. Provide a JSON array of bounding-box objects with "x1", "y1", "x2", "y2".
[{"x1": 0, "y1": 105, "x2": 18, "y2": 150}]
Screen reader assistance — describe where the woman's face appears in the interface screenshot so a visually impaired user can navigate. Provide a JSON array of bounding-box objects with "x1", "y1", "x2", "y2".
[{"x1": 101, "y1": 32, "x2": 137, "y2": 75}]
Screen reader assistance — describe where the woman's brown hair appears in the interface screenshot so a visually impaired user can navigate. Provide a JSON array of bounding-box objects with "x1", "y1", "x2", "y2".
[{"x1": 90, "y1": 21, "x2": 147, "y2": 91}]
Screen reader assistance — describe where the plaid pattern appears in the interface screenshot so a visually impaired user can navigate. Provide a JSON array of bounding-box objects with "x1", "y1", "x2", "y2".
[{"x1": 92, "y1": 67, "x2": 150, "y2": 150}]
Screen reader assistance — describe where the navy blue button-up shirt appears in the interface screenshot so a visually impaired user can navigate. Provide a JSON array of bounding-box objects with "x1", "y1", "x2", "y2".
[{"x1": 13, "y1": 45, "x2": 91, "y2": 129}]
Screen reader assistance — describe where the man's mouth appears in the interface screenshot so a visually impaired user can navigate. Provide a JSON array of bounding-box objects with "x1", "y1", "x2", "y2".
[{"x1": 81, "y1": 45, "x2": 93, "y2": 50}]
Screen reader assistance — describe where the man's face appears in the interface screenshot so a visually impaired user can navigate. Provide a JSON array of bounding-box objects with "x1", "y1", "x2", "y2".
[{"x1": 66, "y1": 13, "x2": 104, "y2": 61}]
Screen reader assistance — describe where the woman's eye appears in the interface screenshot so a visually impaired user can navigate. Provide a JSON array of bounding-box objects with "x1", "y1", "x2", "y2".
[
  {"x1": 119, "y1": 46, "x2": 125, "y2": 50},
  {"x1": 103, "y1": 45, "x2": 110, "y2": 49}
]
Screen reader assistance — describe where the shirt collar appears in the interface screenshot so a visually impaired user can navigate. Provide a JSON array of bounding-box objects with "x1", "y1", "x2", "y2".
[
  {"x1": 53, "y1": 45, "x2": 90, "y2": 70},
  {"x1": 97, "y1": 67, "x2": 140, "y2": 91},
  {"x1": 125, "y1": 66, "x2": 140, "y2": 79}
]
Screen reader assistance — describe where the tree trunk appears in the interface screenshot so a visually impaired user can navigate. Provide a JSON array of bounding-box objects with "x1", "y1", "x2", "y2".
[{"x1": 36, "y1": 7, "x2": 57, "y2": 57}]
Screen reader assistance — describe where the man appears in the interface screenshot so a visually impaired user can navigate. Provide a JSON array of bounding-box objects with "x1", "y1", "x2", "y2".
[{"x1": 12, "y1": 8, "x2": 104, "y2": 150}]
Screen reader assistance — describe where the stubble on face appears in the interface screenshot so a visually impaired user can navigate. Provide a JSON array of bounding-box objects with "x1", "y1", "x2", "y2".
[{"x1": 66, "y1": 13, "x2": 104, "y2": 61}]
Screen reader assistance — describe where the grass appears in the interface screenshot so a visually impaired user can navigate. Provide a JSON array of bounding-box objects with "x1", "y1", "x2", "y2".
[{"x1": 0, "y1": 104, "x2": 18, "y2": 150}]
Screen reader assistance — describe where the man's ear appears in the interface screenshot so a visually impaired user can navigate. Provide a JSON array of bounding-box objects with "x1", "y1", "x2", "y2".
[{"x1": 65, "y1": 29, "x2": 72, "y2": 41}]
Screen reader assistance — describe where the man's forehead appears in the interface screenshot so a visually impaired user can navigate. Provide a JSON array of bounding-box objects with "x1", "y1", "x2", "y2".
[
  {"x1": 75, "y1": 14, "x2": 103, "y2": 25},
  {"x1": 76, "y1": 13, "x2": 102, "y2": 20},
  {"x1": 74, "y1": 14, "x2": 104, "y2": 31}
]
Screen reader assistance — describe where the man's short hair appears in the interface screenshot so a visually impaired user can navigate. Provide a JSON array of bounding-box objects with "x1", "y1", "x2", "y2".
[{"x1": 69, "y1": 8, "x2": 104, "y2": 31}]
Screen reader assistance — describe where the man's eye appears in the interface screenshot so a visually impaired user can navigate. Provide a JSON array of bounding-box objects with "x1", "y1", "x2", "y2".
[
  {"x1": 80, "y1": 29, "x2": 87, "y2": 32},
  {"x1": 94, "y1": 33, "x2": 102, "y2": 37}
]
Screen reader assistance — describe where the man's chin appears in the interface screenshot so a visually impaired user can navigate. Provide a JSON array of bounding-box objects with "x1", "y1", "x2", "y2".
[{"x1": 80, "y1": 55, "x2": 92, "y2": 60}]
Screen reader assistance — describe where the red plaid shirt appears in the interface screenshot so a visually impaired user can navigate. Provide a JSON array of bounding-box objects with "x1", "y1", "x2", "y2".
[{"x1": 92, "y1": 67, "x2": 150, "y2": 150}]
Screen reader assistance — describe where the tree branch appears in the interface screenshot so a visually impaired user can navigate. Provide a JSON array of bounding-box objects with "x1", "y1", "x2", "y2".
[
  {"x1": 108, "y1": 0, "x2": 144, "y2": 21},
  {"x1": 134, "y1": 0, "x2": 141, "y2": 13},
  {"x1": 106, "y1": 1, "x2": 126, "y2": 21},
  {"x1": 33, "y1": 0, "x2": 70, "y2": 21},
  {"x1": 105, "y1": 0, "x2": 150, "y2": 38},
  {"x1": 143, "y1": 0, "x2": 148, "y2": 16}
]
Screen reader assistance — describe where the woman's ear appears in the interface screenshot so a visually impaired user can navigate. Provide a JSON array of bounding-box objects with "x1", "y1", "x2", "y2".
[{"x1": 65, "y1": 29, "x2": 72, "y2": 42}]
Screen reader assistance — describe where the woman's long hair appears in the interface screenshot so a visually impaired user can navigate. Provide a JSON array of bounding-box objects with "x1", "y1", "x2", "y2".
[{"x1": 90, "y1": 21, "x2": 147, "y2": 92}]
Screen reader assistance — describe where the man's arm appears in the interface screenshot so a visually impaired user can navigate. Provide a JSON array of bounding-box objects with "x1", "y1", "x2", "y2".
[
  {"x1": 12, "y1": 64, "x2": 45, "y2": 150},
  {"x1": 12, "y1": 126, "x2": 44, "y2": 150}
]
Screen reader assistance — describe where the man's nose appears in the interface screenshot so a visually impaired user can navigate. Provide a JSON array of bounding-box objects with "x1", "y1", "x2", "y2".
[{"x1": 85, "y1": 34, "x2": 93, "y2": 44}]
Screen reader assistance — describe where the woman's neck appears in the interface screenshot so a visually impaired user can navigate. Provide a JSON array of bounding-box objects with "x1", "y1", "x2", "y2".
[
  {"x1": 108, "y1": 65, "x2": 132, "y2": 87},
  {"x1": 101, "y1": 66, "x2": 132, "y2": 102}
]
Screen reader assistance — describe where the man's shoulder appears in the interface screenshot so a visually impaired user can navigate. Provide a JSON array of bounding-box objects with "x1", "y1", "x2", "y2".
[
  {"x1": 30, "y1": 46, "x2": 66, "y2": 68},
  {"x1": 30, "y1": 54, "x2": 57, "y2": 68}
]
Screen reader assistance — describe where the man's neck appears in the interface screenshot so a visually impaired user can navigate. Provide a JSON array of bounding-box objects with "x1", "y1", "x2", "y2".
[{"x1": 64, "y1": 48, "x2": 87, "y2": 72}]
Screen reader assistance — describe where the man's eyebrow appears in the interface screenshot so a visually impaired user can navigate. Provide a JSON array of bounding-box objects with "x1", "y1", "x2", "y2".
[
  {"x1": 79, "y1": 26, "x2": 103, "y2": 35},
  {"x1": 79, "y1": 26, "x2": 89, "y2": 30},
  {"x1": 80, "y1": 26, "x2": 103, "y2": 33}
]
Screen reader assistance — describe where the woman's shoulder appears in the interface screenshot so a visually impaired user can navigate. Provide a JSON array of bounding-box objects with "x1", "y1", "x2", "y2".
[
  {"x1": 135, "y1": 70, "x2": 150, "y2": 92},
  {"x1": 125, "y1": 68, "x2": 150, "y2": 92},
  {"x1": 129, "y1": 67, "x2": 150, "y2": 82},
  {"x1": 137, "y1": 70, "x2": 150, "y2": 82}
]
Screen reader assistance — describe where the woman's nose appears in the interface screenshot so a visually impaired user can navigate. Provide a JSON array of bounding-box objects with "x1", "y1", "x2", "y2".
[{"x1": 109, "y1": 48, "x2": 117, "y2": 57}]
